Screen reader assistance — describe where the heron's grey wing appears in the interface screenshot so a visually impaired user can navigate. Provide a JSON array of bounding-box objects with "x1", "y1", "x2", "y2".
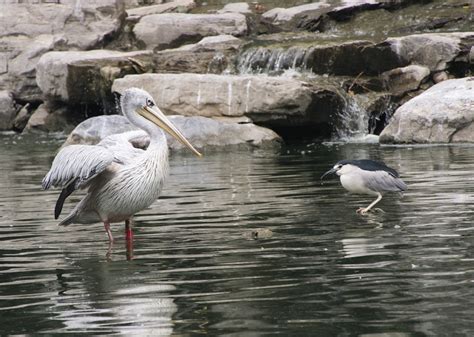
[
  {"x1": 363, "y1": 170, "x2": 407, "y2": 193},
  {"x1": 97, "y1": 130, "x2": 150, "y2": 165},
  {"x1": 42, "y1": 145, "x2": 115, "y2": 190}
]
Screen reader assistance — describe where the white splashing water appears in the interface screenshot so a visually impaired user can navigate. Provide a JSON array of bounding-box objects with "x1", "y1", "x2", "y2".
[
  {"x1": 245, "y1": 79, "x2": 251, "y2": 113},
  {"x1": 196, "y1": 82, "x2": 201, "y2": 108},
  {"x1": 334, "y1": 96, "x2": 379, "y2": 144},
  {"x1": 238, "y1": 47, "x2": 310, "y2": 74},
  {"x1": 74, "y1": 0, "x2": 85, "y2": 23},
  {"x1": 227, "y1": 81, "x2": 233, "y2": 115}
]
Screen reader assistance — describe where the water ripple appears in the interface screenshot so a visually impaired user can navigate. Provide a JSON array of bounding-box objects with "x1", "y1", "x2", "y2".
[{"x1": 1, "y1": 137, "x2": 474, "y2": 335}]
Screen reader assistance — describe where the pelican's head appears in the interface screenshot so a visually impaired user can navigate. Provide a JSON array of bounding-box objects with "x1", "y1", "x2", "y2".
[{"x1": 120, "y1": 88, "x2": 201, "y2": 157}]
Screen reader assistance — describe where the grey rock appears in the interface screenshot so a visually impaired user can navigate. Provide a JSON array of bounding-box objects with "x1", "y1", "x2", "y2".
[
  {"x1": 36, "y1": 50, "x2": 153, "y2": 107},
  {"x1": 381, "y1": 65, "x2": 430, "y2": 95},
  {"x1": 112, "y1": 73, "x2": 343, "y2": 126},
  {"x1": 309, "y1": 40, "x2": 401, "y2": 76},
  {"x1": 12, "y1": 104, "x2": 33, "y2": 132},
  {"x1": 0, "y1": 1, "x2": 125, "y2": 101},
  {"x1": 217, "y1": 2, "x2": 251, "y2": 14},
  {"x1": 262, "y1": 3, "x2": 332, "y2": 32},
  {"x1": 380, "y1": 77, "x2": 474, "y2": 144},
  {"x1": 385, "y1": 33, "x2": 474, "y2": 71},
  {"x1": 153, "y1": 35, "x2": 243, "y2": 74},
  {"x1": 126, "y1": 0, "x2": 196, "y2": 20},
  {"x1": 239, "y1": 32, "x2": 474, "y2": 77},
  {"x1": 261, "y1": 1, "x2": 380, "y2": 32},
  {"x1": 1, "y1": 35, "x2": 57, "y2": 102},
  {"x1": 24, "y1": 103, "x2": 76, "y2": 133},
  {"x1": 0, "y1": 91, "x2": 16, "y2": 130},
  {"x1": 470, "y1": 46, "x2": 474, "y2": 64},
  {"x1": 64, "y1": 114, "x2": 282, "y2": 150},
  {"x1": 133, "y1": 13, "x2": 247, "y2": 50},
  {"x1": 432, "y1": 71, "x2": 449, "y2": 84},
  {"x1": 238, "y1": 40, "x2": 403, "y2": 76}
]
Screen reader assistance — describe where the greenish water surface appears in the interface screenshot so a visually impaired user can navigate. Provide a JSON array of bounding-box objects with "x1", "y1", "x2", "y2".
[{"x1": 1, "y1": 133, "x2": 474, "y2": 336}]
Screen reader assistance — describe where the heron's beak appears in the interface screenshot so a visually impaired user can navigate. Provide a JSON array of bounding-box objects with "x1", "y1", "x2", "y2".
[
  {"x1": 321, "y1": 168, "x2": 336, "y2": 180},
  {"x1": 138, "y1": 106, "x2": 202, "y2": 157}
]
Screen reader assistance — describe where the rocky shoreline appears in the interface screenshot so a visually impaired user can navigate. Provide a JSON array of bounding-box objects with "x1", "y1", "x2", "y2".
[{"x1": 0, "y1": 0, "x2": 473, "y2": 148}]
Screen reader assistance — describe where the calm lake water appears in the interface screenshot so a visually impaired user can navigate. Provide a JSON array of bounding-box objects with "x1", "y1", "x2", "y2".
[{"x1": 1, "y1": 133, "x2": 474, "y2": 336}]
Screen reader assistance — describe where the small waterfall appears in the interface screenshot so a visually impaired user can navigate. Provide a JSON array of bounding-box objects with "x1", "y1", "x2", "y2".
[
  {"x1": 237, "y1": 46, "x2": 311, "y2": 75},
  {"x1": 332, "y1": 95, "x2": 379, "y2": 143}
]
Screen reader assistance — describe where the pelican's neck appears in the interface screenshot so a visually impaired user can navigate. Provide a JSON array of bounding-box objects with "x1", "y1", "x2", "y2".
[{"x1": 147, "y1": 126, "x2": 167, "y2": 147}]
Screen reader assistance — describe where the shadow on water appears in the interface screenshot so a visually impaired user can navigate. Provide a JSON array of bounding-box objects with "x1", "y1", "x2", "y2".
[{"x1": 1, "y1": 134, "x2": 474, "y2": 335}]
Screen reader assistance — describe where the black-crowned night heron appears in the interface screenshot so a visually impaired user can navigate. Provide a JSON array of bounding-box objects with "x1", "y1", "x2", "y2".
[{"x1": 321, "y1": 159, "x2": 407, "y2": 215}]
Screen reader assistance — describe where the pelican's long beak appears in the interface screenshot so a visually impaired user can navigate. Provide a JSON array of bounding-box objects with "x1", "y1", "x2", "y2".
[
  {"x1": 321, "y1": 168, "x2": 336, "y2": 180},
  {"x1": 138, "y1": 106, "x2": 202, "y2": 157}
]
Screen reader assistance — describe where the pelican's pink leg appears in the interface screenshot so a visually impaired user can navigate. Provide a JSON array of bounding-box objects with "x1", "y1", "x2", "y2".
[
  {"x1": 125, "y1": 219, "x2": 134, "y2": 260},
  {"x1": 104, "y1": 221, "x2": 114, "y2": 242},
  {"x1": 125, "y1": 219, "x2": 133, "y2": 241}
]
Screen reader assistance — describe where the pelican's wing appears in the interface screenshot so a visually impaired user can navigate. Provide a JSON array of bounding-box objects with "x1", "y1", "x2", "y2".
[
  {"x1": 42, "y1": 145, "x2": 115, "y2": 190},
  {"x1": 97, "y1": 130, "x2": 150, "y2": 165},
  {"x1": 42, "y1": 144, "x2": 118, "y2": 219}
]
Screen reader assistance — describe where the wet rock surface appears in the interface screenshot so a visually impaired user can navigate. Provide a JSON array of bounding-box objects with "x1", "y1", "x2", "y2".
[
  {"x1": 381, "y1": 65, "x2": 431, "y2": 95},
  {"x1": 126, "y1": 0, "x2": 196, "y2": 20},
  {"x1": 0, "y1": 0, "x2": 472, "y2": 144},
  {"x1": 133, "y1": 13, "x2": 248, "y2": 50},
  {"x1": 64, "y1": 114, "x2": 282, "y2": 150},
  {"x1": 112, "y1": 73, "x2": 344, "y2": 128},
  {"x1": 153, "y1": 35, "x2": 243, "y2": 74},
  {"x1": 24, "y1": 102, "x2": 81, "y2": 134},
  {"x1": 380, "y1": 77, "x2": 474, "y2": 144},
  {"x1": 0, "y1": 1, "x2": 125, "y2": 102},
  {"x1": 36, "y1": 50, "x2": 153, "y2": 107},
  {"x1": 0, "y1": 91, "x2": 16, "y2": 130}
]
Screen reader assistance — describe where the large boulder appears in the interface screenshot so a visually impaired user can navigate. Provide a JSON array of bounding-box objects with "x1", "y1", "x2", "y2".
[
  {"x1": 238, "y1": 40, "x2": 402, "y2": 76},
  {"x1": 0, "y1": 91, "x2": 16, "y2": 130},
  {"x1": 385, "y1": 32, "x2": 474, "y2": 72},
  {"x1": 133, "y1": 13, "x2": 247, "y2": 50},
  {"x1": 380, "y1": 77, "x2": 474, "y2": 144},
  {"x1": 36, "y1": 50, "x2": 153, "y2": 109},
  {"x1": 64, "y1": 115, "x2": 282, "y2": 150},
  {"x1": 217, "y1": 2, "x2": 252, "y2": 15},
  {"x1": 112, "y1": 73, "x2": 344, "y2": 127},
  {"x1": 23, "y1": 102, "x2": 80, "y2": 133},
  {"x1": 126, "y1": 0, "x2": 196, "y2": 20},
  {"x1": 238, "y1": 32, "x2": 474, "y2": 76},
  {"x1": 0, "y1": 1, "x2": 125, "y2": 101},
  {"x1": 381, "y1": 65, "x2": 430, "y2": 95},
  {"x1": 154, "y1": 35, "x2": 243, "y2": 74},
  {"x1": 261, "y1": 1, "x2": 382, "y2": 32}
]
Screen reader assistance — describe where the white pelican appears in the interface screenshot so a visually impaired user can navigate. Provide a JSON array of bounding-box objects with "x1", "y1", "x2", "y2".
[{"x1": 42, "y1": 88, "x2": 201, "y2": 242}]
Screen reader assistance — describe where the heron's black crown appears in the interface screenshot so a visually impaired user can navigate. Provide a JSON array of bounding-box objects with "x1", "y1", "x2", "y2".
[{"x1": 337, "y1": 159, "x2": 400, "y2": 178}]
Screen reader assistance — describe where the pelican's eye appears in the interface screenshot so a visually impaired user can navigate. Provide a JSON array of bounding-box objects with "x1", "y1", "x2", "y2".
[{"x1": 146, "y1": 98, "x2": 155, "y2": 107}]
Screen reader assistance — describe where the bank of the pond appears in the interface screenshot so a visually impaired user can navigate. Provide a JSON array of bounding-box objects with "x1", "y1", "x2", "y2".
[{"x1": 0, "y1": 0, "x2": 473, "y2": 146}]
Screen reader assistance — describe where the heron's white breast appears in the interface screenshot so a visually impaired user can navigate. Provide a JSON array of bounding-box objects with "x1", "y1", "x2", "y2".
[{"x1": 339, "y1": 167, "x2": 378, "y2": 196}]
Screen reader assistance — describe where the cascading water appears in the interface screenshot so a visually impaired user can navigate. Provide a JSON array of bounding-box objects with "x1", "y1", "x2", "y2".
[
  {"x1": 333, "y1": 95, "x2": 378, "y2": 143},
  {"x1": 236, "y1": 45, "x2": 390, "y2": 143},
  {"x1": 237, "y1": 46, "x2": 312, "y2": 74},
  {"x1": 330, "y1": 92, "x2": 398, "y2": 143}
]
